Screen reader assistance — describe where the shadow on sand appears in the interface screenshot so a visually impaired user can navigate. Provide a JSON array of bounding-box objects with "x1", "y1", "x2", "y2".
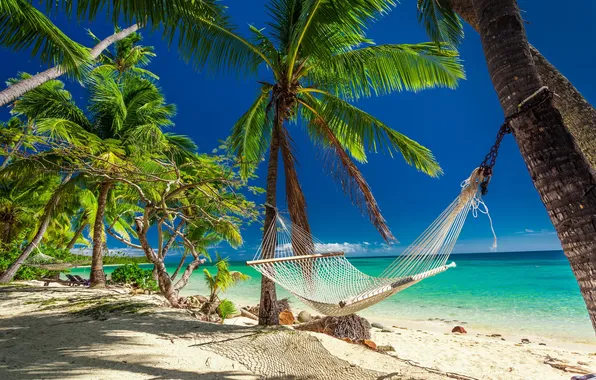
[{"x1": 0, "y1": 286, "x2": 433, "y2": 380}]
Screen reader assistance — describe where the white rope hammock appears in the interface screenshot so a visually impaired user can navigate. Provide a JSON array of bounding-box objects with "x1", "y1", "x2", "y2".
[{"x1": 247, "y1": 168, "x2": 496, "y2": 316}]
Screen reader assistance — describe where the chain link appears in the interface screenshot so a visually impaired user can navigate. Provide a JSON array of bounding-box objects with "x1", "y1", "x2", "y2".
[
  {"x1": 477, "y1": 87, "x2": 554, "y2": 196},
  {"x1": 478, "y1": 123, "x2": 511, "y2": 195}
]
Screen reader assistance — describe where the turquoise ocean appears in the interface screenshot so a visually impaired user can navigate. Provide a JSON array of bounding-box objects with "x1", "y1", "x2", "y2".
[{"x1": 70, "y1": 250, "x2": 594, "y2": 342}]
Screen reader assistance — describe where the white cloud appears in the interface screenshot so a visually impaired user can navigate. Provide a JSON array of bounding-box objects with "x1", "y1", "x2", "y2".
[
  {"x1": 71, "y1": 247, "x2": 149, "y2": 257},
  {"x1": 515, "y1": 228, "x2": 556, "y2": 235}
]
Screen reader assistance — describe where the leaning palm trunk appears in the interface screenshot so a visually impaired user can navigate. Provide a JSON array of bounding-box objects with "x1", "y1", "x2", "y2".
[
  {"x1": 258, "y1": 124, "x2": 281, "y2": 326},
  {"x1": 66, "y1": 219, "x2": 87, "y2": 250},
  {"x1": 0, "y1": 24, "x2": 141, "y2": 107},
  {"x1": 90, "y1": 181, "x2": 112, "y2": 287},
  {"x1": 449, "y1": 0, "x2": 596, "y2": 169},
  {"x1": 0, "y1": 174, "x2": 72, "y2": 283},
  {"x1": 472, "y1": 0, "x2": 596, "y2": 331}
]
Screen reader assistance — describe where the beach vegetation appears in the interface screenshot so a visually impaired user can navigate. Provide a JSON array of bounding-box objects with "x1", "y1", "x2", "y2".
[
  {"x1": 217, "y1": 298, "x2": 238, "y2": 320},
  {"x1": 0, "y1": 27, "x2": 258, "y2": 290},
  {"x1": 110, "y1": 263, "x2": 157, "y2": 291},
  {"x1": 203, "y1": 255, "x2": 250, "y2": 306}
]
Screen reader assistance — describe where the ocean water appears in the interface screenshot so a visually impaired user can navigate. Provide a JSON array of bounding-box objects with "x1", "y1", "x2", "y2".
[{"x1": 70, "y1": 250, "x2": 594, "y2": 342}]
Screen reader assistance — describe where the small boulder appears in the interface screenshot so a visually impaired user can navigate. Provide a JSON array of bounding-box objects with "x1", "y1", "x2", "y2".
[
  {"x1": 297, "y1": 310, "x2": 312, "y2": 323},
  {"x1": 451, "y1": 326, "x2": 467, "y2": 334},
  {"x1": 377, "y1": 345, "x2": 395, "y2": 352},
  {"x1": 279, "y1": 310, "x2": 295, "y2": 325},
  {"x1": 362, "y1": 339, "x2": 377, "y2": 350},
  {"x1": 521, "y1": 338, "x2": 530, "y2": 344},
  {"x1": 381, "y1": 329, "x2": 393, "y2": 333},
  {"x1": 371, "y1": 322, "x2": 385, "y2": 329},
  {"x1": 489, "y1": 333, "x2": 502, "y2": 338},
  {"x1": 539, "y1": 343, "x2": 546, "y2": 346}
]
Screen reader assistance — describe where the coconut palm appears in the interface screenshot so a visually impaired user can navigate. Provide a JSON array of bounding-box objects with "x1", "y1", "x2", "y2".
[
  {"x1": 0, "y1": 0, "x2": 265, "y2": 106},
  {"x1": 419, "y1": 0, "x2": 596, "y2": 170},
  {"x1": 224, "y1": 0, "x2": 464, "y2": 325},
  {"x1": 440, "y1": 0, "x2": 596, "y2": 333}
]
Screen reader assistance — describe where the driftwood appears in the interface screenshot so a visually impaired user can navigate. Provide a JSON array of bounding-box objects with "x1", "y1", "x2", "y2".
[
  {"x1": 240, "y1": 308, "x2": 258, "y2": 321},
  {"x1": 544, "y1": 355, "x2": 590, "y2": 374},
  {"x1": 295, "y1": 314, "x2": 371, "y2": 341}
]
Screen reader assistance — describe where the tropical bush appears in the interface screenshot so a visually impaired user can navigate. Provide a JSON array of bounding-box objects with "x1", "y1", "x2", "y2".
[
  {"x1": 0, "y1": 245, "x2": 58, "y2": 280},
  {"x1": 204, "y1": 255, "x2": 250, "y2": 304},
  {"x1": 110, "y1": 263, "x2": 157, "y2": 291},
  {"x1": 217, "y1": 299, "x2": 237, "y2": 320}
]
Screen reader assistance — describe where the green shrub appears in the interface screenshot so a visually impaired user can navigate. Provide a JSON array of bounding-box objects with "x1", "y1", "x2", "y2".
[
  {"x1": 0, "y1": 245, "x2": 59, "y2": 281},
  {"x1": 110, "y1": 263, "x2": 158, "y2": 291},
  {"x1": 217, "y1": 299, "x2": 237, "y2": 320}
]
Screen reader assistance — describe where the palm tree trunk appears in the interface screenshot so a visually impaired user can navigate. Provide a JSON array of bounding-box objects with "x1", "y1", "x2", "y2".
[
  {"x1": 0, "y1": 24, "x2": 141, "y2": 107},
  {"x1": 66, "y1": 218, "x2": 87, "y2": 250},
  {"x1": 450, "y1": 0, "x2": 596, "y2": 169},
  {"x1": 0, "y1": 174, "x2": 72, "y2": 283},
  {"x1": 258, "y1": 124, "x2": 281, "y2": 326},
  {"x1": 472, "y1": 0, "x2": 596, "y2": 331},
  {"x1": 90, "y1": 181, "x2": 112, "y2": 287}
]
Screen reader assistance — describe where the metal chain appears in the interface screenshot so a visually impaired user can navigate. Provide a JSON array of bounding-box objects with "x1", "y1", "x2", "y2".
[
  {"x1": 478, "y1": 122, "x2": 512, "y2": 195},
  {"x1": 478, "y1": 87, "x2": 554, "y2": 195}
]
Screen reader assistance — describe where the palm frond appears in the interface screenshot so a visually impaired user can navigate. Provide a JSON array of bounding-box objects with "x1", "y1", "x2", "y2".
[
  {"x1": 9, "y1": 75, "x2": 91, "y2": 129},
  {"x1": 300, "y1": 91, "x2": 442, "y2": 177},
  {"x1": 229, "y1": 89, "x2": 272, "y2": 180},
  {"x1": 299, "y1": 97, "x2": 395, "y2": 242},
  {"x1": 0, "y1": 0, "x2": 90, "y2": 77},
  {"x1": 417, "y1": 0, "x2": 463, "y2": 46},
  {"x1": 308, "y1": 43, "x2": 464, "y2": 100},
  {"x1": 286, "y1": 0, "x2": 396, "y2": 79}
]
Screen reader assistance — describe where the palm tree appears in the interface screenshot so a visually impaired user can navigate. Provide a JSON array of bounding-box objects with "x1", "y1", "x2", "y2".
[
  {"x1": 417, "y1": 0, "x2": 596, "y2": 170},
  {"x1": 0, "y1": 0, "x2": 265, "y2": 106},
  {"x1": 0, "y1": 173, "x2": 74, "y2": 283},
  {"x1": 463, "y1": 0, "x2": 596, "y2": 333},
  {"x1": 225, "y1": 0, "x2": 464, "y2": 325},
  {"x1": 81, "y1": 73, "x2": 194, "y2": 287},
  {"x1": 203, "y1": 255, "x2": 250, "y2": 313},
  {"x1": 1, "y1": 34, "x2": 194, "y2": 285}
]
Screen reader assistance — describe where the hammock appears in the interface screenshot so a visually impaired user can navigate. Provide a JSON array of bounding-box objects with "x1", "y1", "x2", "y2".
[
  {"x1": 247, "y1": 168, "x2": 495, "y2": 316},
  {"x1": 25, "y1": 246, "x2": 89, "y2": 271}
]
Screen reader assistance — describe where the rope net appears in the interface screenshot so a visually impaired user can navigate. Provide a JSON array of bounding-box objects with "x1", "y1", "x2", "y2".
[{"x1": 248, "y1": 169, "x2": 493, "y2": 316}]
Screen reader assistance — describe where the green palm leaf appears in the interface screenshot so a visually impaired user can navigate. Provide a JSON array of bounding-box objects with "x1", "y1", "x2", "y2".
[
  {"x1": 300, "y1": 91, "x2": 442, "y2": 177},
  {"x1": 417, "y1": 0, "x2": 463, "y2": 46},
  {"x1": 230, "y1": 89, "x2": 272, "y2": 180},
  {"x1": 308, "y1": 43, "x2": 464, "y2": 101}
]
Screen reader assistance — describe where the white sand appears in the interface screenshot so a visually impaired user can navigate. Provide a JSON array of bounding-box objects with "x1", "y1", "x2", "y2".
[{"x1": 1, "y1": 282, "x2": 595, "y2": 380}]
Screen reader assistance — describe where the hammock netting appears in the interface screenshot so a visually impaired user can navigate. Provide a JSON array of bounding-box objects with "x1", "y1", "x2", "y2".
[{"x1": 247, "y1": 169, "x2": 493, "y2": 316}]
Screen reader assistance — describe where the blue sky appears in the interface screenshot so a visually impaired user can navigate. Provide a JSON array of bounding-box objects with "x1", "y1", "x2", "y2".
[{"x1": 1, "y1": 1, "x2": 594, "y2": 259}]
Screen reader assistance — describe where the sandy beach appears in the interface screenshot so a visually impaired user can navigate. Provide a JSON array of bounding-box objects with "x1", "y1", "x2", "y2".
[{"x1": 1, "y1": 283, "x2": 594, "y2": 380}]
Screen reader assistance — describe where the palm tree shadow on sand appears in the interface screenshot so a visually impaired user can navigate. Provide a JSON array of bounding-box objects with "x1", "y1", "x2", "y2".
[{"x1": 0, "y1": 286, "x2": 446, "y2": 379}]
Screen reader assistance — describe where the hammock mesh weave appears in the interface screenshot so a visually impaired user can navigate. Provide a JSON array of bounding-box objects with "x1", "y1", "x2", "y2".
[{"x1": 247, "y1": 169, "x2": 491, "y2": 316}]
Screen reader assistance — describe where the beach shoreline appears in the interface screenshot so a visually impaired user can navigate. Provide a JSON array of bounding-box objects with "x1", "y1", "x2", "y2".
[{"x1": 2, "y1": 282, "x2": 595, "y2": 379}]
